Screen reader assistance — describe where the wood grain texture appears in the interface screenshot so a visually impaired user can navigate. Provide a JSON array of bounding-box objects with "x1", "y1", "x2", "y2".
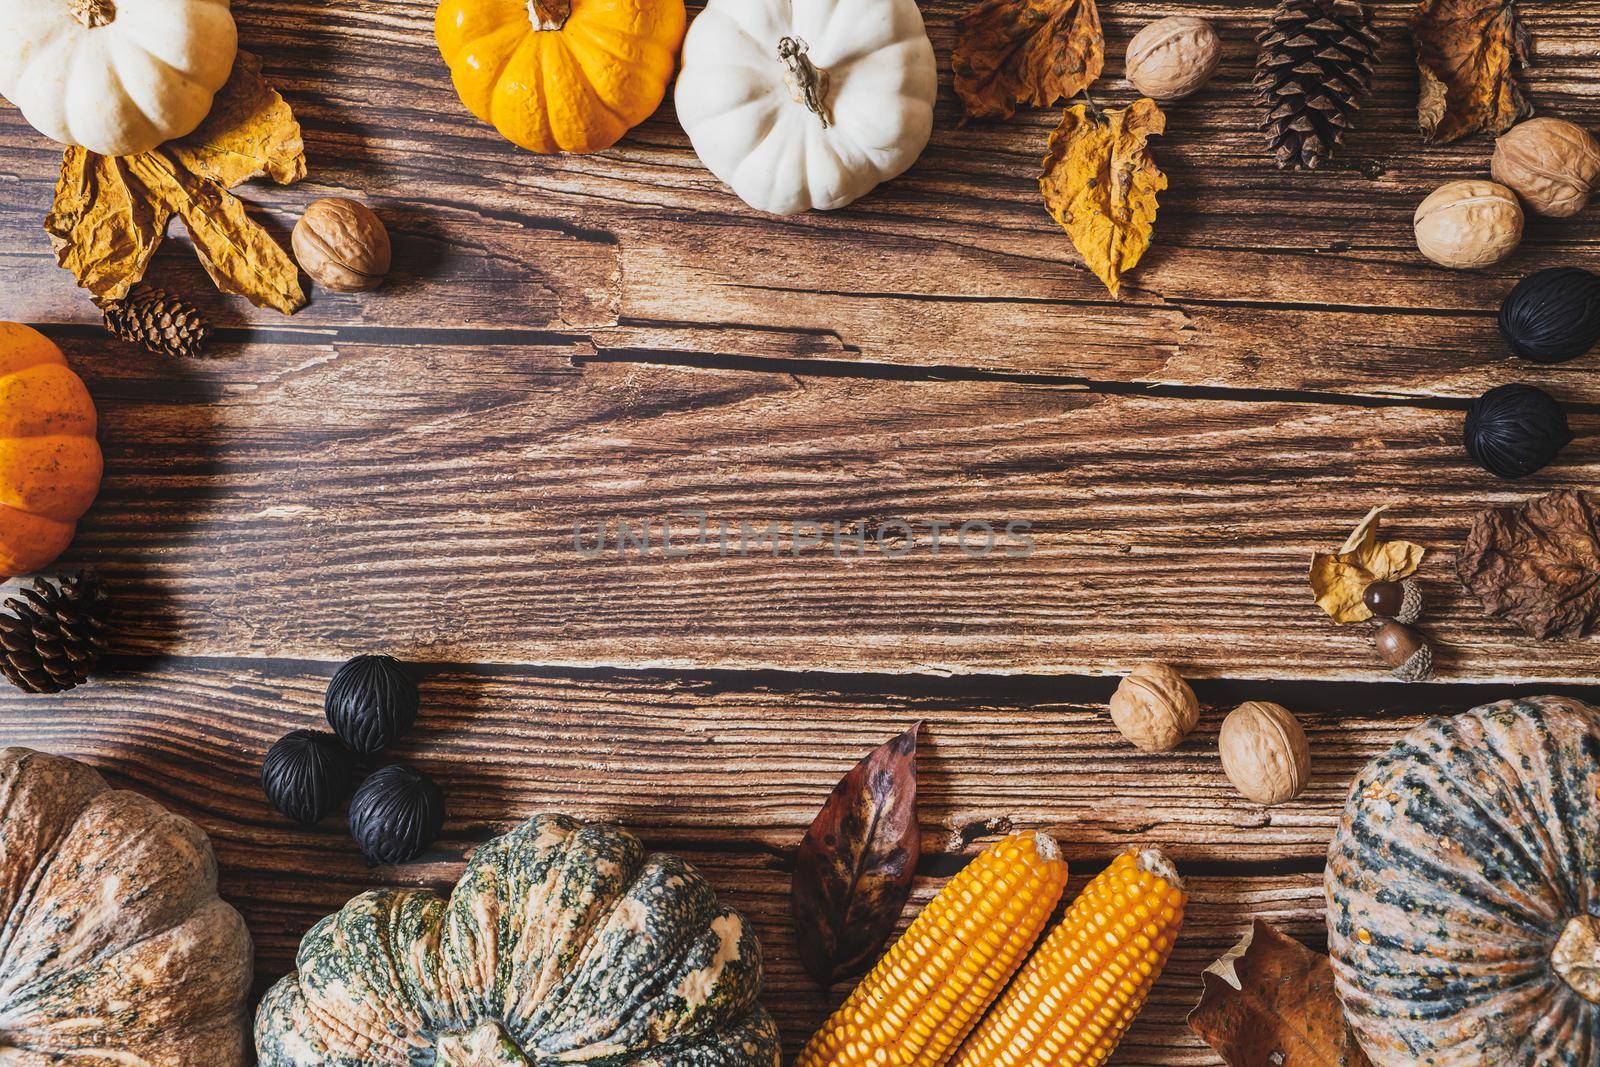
[
  {"x1": 0, "y1": 661, "x2": 1413, "y2": 1063},
  {"x1": 39, "y1": 333, "x2": 1600, "y2": 680},
  {"x1": 3, "y1": 2, "x2": 1598, "y2": 400}
]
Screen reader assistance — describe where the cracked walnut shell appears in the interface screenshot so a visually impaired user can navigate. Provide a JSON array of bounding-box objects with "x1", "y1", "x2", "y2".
[
  {"x1": 1125, "y1": 16, "x2": 1220, "y2": 101},
  {"x1": 1219, "y1": 701, "x2": 1310, "y2": 805},
  {"x1": 1492, "y1": 118, "x2": 1600, "y2": 218},
  {"x1": 293, "y1": 197, "x2": 392, "y2": 292},
  {"x1": 1414, "y1": 180, "x2": 1523, "y2": 270},
  {"x1": 1109, "y1": 662, "x2": 1200, "y2": 752}
]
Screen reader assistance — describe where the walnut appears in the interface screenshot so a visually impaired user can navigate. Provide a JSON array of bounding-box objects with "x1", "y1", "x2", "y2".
[
  {"x1": 292, "y1": 198, "x2": 392, "y2": 292},
  {"x1": 1413, "y1": 180, "x2": 1523, "y2": 270},
  {"x1": 1108, "y1": 662, "x2": 1199, "y2": 752},
  {"x1": 1492, "y1": 118, "x2": 1600, "y2": 218},
  {"x1": 1124, "y1": 16, "x2": 1220, "y2": 101},
  {"x1": 1219, "y1": 701, "x2": 1310, "y2": 805}
]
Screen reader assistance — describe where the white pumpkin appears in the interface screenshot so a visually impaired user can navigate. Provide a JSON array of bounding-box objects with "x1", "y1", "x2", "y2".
[
  {"x1": 0, "y1": 0, "x2": 237, "y2": 158},
  {"x1": 675, "y1": 0, "x2": 936, "y2": 216}
]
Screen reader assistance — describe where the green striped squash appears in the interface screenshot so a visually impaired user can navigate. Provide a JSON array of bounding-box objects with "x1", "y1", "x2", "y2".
[
  {"x1": 1326, "y1": 696, "x2": 1600, "y2": 1066},
  {"x1": 256, "y1": 813, "x2": 780, "y2": 1066}
]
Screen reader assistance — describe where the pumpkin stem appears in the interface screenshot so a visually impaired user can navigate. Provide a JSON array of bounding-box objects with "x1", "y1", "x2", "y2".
[
  {"x1": 67, "y1": 0, "x2": 116, "y2": 28},
  {"x1": 1554, "y1": 914, "x2": 1600, "y2": 1004},
  {"x1": 435, "y1": 1023, "x2": 530, "y2": 1066},
  {"x1": 527, "y1": 0, "x2": 569, "y2": 31},
  {"x1": 778, "y1": 36, "x2": 831, "y2": 128}
]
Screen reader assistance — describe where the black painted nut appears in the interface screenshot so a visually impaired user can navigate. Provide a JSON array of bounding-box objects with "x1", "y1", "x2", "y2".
[
  {"x1": 1463, "y1": 383, "x2": 1573, "y2": 480},
  {"x1": 1376, "y1": 621, "x2": 1435, "y2": 683},
  {"x1": 261, "y1": 729, "x2": 357, "y2": 825},
  {"x1": 1364, "y1": 578, "x2": 1424, "y2": 625},
  {"x1": 1499, "y1": 267, "x2": 1600, "y2": 364},
  {"x1": 348, "y1": 763, "x2": 446, "y2": 865},
  {"x1": 326, "y1": 654, "x2": 420, "y2": 755}
]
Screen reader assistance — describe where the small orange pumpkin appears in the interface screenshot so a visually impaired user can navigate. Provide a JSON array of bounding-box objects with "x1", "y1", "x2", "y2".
[
  {"x1": 435, "y1": 0, "x2": 686, "y2": 154},
  {"x1": 0, "y1": 324, "x2": 102, "y2": 578}
]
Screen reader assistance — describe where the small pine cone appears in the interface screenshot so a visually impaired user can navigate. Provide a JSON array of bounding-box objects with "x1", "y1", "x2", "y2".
[
  {"x1": 1254, "y1": 0, "x2": 1380, "y2": 170},
  {"x1": 103, "y1": 289, "x2": 211, "y2": 358},
  {"x1": 0, "y1": 573, "x2": 110, "y2": 694}
]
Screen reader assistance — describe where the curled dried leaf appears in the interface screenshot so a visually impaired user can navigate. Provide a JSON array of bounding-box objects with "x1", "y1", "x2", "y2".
[
  {"x1": 1456, "y1": 489, "x2": 1600, "y2": 639},
  {"x1": 1309, "y1": 506, "x2": 1426, "y2": 624},
  {"x1": 168, "y1": 51, "x2": 307, "y2": 189},
  {"x1": 1188, "y1": 919, "x2": 1373, "y2": 1067},
  {"x1": 1412, "y1": 0, "x2": 1534, "y2": 144},
  {"x1": 792, "y1": 723, "x2": 921, "y2": 989},
  {"x1": 1039, "y1": 97, "x2": 1166, "y2": 298},
  {"x1": 45, "y1": 149, "x2": 171, "y2": 304},
  {"x1": 43, "y1": 52, "x2": 309, "y2": 315},
  {"x1": 953, "y1": 0, "x2": 1104, "y2": 122},
  {"x1": 123, "y1": 153, "x2": 307, "y2": 315}
]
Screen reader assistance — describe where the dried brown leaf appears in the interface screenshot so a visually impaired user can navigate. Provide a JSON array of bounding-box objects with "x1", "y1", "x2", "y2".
[
  {"x1": 168, "y1": 51, "x2": 307, "y2": 189},
  {"x1": 1309, "y1": 506, "x2": 1426, "y2": 624},
  {"x1": 1456, "y1": 489, "x2": 1600, "y2": 639},
  {"x1": 953, "y1": 0, "x2": 1104, "y2": 122},
  {"x1": 124, "y1": 152, "x2": 307, "y2": 314},
  {"x1": 1039, "y1": 98, "x2": 1166, "y2": 298},
  {"x1": 44, "y1": 148, "x2": 171, "y2": 303},
  {"x1": 792, "y1": 723, "x2": 921, "y2": 989},
  {"x1": 1188, "y1": 919, "x2": 1374, "y2": 1067},
  {"x1": 1412, "y1": 0, "x2": 1534, "y2": 144}
]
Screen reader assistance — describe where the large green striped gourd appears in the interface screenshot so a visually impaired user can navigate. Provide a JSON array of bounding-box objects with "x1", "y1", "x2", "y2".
[
  {"x1": 256, "y1": 812, "x2": 781, "y2": 1066},
  {"x1": 1326, "y1": 696, "x2": 1600, "y2": 1066},
  {"x1": 0, "y1": 748, "x2": 253, "y2": 1064}
]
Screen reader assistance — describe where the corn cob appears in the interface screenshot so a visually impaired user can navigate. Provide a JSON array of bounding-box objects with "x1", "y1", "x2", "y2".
[
  {"x1": 797, "y1": 831, "x2": 1070, "y2": 1067},
  {"x1": 951, "y1": 848, "x2": 1186, "y2": 1067}
]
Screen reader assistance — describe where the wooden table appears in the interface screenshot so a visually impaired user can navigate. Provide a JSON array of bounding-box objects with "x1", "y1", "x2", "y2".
[{"x1": 2, "y1": 1, "x2": 1598, "y2": 1062}]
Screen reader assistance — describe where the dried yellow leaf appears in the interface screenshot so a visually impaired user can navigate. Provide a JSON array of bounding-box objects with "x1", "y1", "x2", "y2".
[
  {"x1": 124, "y1": 152, "x2": 307, "y2": 315},
  {"x1": 43, "y1": 51, "x2": 309, "y2": 314},
  {"x1": 45, "y1": 149, "x2": 171, "y2": 303},
  {"x1": 168, "y1": 52, "x2": 307, "y2": 188},
  {"x1": 1039, "y1": 98, "x2": 1166, "y2": 298},
  {"x1": 1308, "y1": 506, "x2": 1427, "y2": 624}
]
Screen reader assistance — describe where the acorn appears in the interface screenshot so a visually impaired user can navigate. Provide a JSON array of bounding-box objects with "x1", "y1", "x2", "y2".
[
  {"x1": 348, "y1": 763, "x2": 446, "y2": 865},
  {"x1": 325, "y1": 654, "x2": 420, "y2": 755},
  {"x1": 261, "y1": 729, "x2": 358, "y2": 825},
  {"x1": 1375, "y1": 621, "x2": 1435, "y2": 682},
  {"x1": 1363, "y1": 578, "x2": 1424, "y2": 625}
]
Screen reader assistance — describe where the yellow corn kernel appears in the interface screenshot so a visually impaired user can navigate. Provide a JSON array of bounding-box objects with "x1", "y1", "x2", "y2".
[
  {"x1": 797, "y1": 831, "x2": 1071, "y2": 1067},
  {"x1": 950, "y1": 848, "x2": 1186, "y2": 1067}
]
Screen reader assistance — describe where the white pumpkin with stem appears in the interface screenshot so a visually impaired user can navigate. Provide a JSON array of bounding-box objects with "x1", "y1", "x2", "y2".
[
  {"x1": 0, "y1": 0, "x2": 237, "y2": 158},
  {"x1": 675, "y1": 0, "x2": 936, "y2": 215}
]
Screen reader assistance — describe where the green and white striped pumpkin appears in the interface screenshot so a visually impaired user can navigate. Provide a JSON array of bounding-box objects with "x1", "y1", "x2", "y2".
[
  {"x1": 255, "y1": 813, "x2": 781, "y2": 1066},
  {"x1": 1326, "y1": 696, "x2": 1600, "y2": 1066}
]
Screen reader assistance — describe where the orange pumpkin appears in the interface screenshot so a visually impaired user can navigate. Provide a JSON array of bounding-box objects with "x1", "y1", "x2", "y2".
[
  {"x1": 0, "y1": 324, "x2": 102, "y2": 578},
  {"x1": 435, "y1": 0, "x2": 686, "y2": 154}
]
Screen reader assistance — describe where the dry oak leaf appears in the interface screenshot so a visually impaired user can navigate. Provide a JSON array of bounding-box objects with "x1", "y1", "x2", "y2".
[
  {"x1": 953, "y1": 0, "x2": 1104, "y2": 122},
  {"x1": 1188, "y1": 919, "x2": 1374, "y2": 1067},
  {"x1": 1456, "y1": 489, "x2": 1600, "y2": 640},
  {"x1": 1412, "y1": 0, "x2": 1534, "y2": 144},
  {"x1": 1309, "y1": 505, "x2": 1426, "y2": 624},
  {"x1": 1039, "y1": 97, "x2": 1166, "y2": 298},
  {"x1": 44, "y1": 51, "x2": 307, "y2": 313},
  {"x1": 167, "y1": 51, "x2": 307, "y2": 189},
  {"x1": 791, "y1": 723, "x2": 921, "y2": 990}
]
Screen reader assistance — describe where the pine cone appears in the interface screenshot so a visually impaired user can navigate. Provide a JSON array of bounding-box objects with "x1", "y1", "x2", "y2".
[
  {"x1": 0, "y1": 573, "x2": 110, "y2": 694},
  {"x1": 103, "y1": 289, "x2": 211, "y2": 358},
  {"x1": 1254, "y1": 0, "x2": 1380, "y2": 170}
]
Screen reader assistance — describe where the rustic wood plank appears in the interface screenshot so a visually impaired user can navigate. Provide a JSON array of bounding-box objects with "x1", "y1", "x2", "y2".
[
  {"x1": 46, "y1": 333, "x2": 1600, "y2": 680},
  {"x1": 0, "y1": 658, "x2": 1356, "y2": 1063},
  {"x1": 9, "y1": 658, "x2": 1594, "y2": 858},
  {"x1": 2, "y1": 2, "x2": 1598, "y2": 399}
]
